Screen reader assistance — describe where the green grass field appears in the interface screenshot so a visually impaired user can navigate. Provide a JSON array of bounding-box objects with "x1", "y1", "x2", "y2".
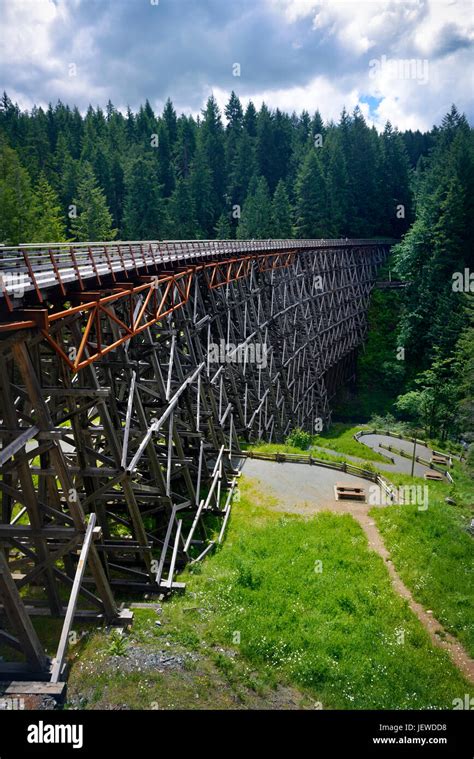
[
  {"x1": 68, "y1": 479, "x2": 470, "y2": 710},
  {"x1": 311, "y1": 423, "x2": 391, "y2": 462},
  {"x1": 372, "y1": 496, "x2": 474, "y2": 657}
]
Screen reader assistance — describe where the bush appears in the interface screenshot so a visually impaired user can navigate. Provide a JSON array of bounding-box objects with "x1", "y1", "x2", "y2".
[
  {"x1": 285, "y1": 427, "x2": 312, "y2": 450},
  {"x1": 368, "y1": 414, "x2": 410, "y2": 435}
]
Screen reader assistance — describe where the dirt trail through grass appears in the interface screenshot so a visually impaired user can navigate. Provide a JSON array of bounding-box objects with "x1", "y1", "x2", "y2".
[
  {"x1": 243, "y1": 460, "x2": 474, "y2": 685},
  {"x1": 353, "y1": 511, "x2": 474, "y2": 683}
]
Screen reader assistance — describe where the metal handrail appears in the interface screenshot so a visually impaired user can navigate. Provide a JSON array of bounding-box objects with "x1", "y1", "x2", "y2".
[{"x1": 0, "y1": 238, "x2": 394, "y2": 300}]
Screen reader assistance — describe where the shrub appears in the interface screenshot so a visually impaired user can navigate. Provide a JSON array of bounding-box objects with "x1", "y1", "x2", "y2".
[{"x1": 285, "y1": 427, "x2": 312, "y2": 450}]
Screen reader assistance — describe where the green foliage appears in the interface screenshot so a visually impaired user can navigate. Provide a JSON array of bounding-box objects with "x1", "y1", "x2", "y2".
[
  {"x1": 0, "y1": 140, "x2": 37, "y2": 244},
  {"x1": 190, "y1": 135, "x2": 214, "y2": 237},
  {"x1": 105, "y1": 630, "x2": 128, "y2": 657},
  {"x1": 453, "y1": 295, "x2": 474, "y2": 440},
  {"x1": 373, "y1": 499, "x2": 474, "y2": 656},
  {"x1": 237, "y1": 176, "x2": 273, "y2": 239},
  {"x1": 70, "y1": 163, "x2": 116, "y2": 241},
  {"x1": 214, "y1": 212, "x2": 232, "y2": 239},
  {"x1": 0, "y1": 91, "x2": 420, "y2": 244},
  {"x1": 122, "y1": 156, "x2": 167, "y2": 239},
  {"x1": 167, "y1": 177, "x2": 197, "y2": 239},
  {"x1": 285, "y1": 427, "x2": 312, "y2": 450},
  {"x1": 30, "y1": 172, "x2": 67, "y2": 242},
  {"x1": 271, "y1": 179, "x2": 293, "y2": 238},
  {"x1": 395, "y1": 351, "x2": 462, "y2": 440},
  {"x1": 294, "y1": 149, "x2": 326, "y2": 238}
]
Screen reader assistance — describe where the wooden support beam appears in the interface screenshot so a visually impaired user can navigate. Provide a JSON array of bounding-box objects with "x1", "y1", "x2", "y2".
[
  {"x1": 0, "y1": 551, "x2": 49, "y2": 672},
  {"x1": 50, "y1": 514, "x2": 98, "y2": 683}
]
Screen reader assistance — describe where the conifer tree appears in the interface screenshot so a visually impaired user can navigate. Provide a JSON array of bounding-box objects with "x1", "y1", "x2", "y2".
[
  {"x1": 162, "y1": 98, "x2": 178, "y2": 146},
  {"x1": 237, "y1": 176, "x2": 273, "y2": 239},
  {"x1": 123, "y1": 157, "x2": 167, "y2": 240},
  {"x1": 0, "y1": 141, "x2": 37, "y2": 244},
  {"x1": 215, "y1": 212, "x2": 232, "y2": 239},
  {"x1": 271, "y1": 179, "x2": 293, "y2": 238},
  {"x1": 294, "y1": 150, "x2": 327, "y2": 238},
  {"x1": 190, "y1": 136, "x2": 214, "y2": 237},
  {"x1": 200, "y1": 96, "x2": 225, "y2": 224},
  {"x1": 167, "y1": 177, "x2": 197, "y2": 239},
  {"x1": 31, "y1": 172, "x2": 66, "y2": 242},
  {"x1": 70, "y1": 163, "x2": 116, "y2": 241}
]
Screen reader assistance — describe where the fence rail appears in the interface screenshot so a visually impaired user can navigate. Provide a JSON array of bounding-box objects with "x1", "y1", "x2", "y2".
[
  {"x1": 354, "y1": 429, "x2": 455, "y2": 481},
  {"x1": 243, "y1": 450, "x2": 397, "y2": 500}
]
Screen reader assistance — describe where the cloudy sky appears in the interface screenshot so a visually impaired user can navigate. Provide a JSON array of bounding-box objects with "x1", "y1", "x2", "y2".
[{"x1": 1, "y1": 0, "x2": 472, "y2": 131}]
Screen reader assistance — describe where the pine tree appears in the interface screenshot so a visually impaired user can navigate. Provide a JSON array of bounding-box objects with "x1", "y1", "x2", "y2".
[
  {"x1": 347, "y1": 107, "x2": 382, "y2": 236},
  {"x1": 237, "y1": 176, "x2": 273, "y2": 239},
  {"x1": 123, "y1": 157, "x2": 167, "y2": 240},
  {"x1": 156, "y1": 122, "x2": 175, "y2": 197},
  {"x1": 326, "y1": 136, "x2": 350, "y2": 236},
  {"x1": 162, "y1": 98, "x2": 178, "y2": 146},
  {"x1": 70, "y1": 163, "x2": 116, "y2": 241},
  {"x1": 215, "y1": 212, "x2": 232, "y2": 239},
  {"x1": 311, "y1": 110, "x2": 325, "y2": 143},
  {"x1": 0, "y1": 140, "x2": 37, "y2": 244},
  {"x1": 190, "y1": 136, "x2": 214, "y2": 237},
  {"x1": 225, "y1": 91, "x2": 244, "y2": 189},
  {"x1": 200, "y1": 96, "x2": 225, "y2": 225},
  {"x1": 167, "y1": 177, "x2": 197, "y2": 239},
  {"x1": 294, "y1": 150, "x2": 327, "y2": 238},
  {"x1": 271, "y1": 180, "x2": 293, "y2": 238},
  {"x1": 256, "y1": 103, "x2": 279, "y2": 192},
  {"x1": 380, "y1": 122, "x2": 412, "y2": 236},
  {"x1": 173, "y1": 115, "x2": 197, "y2": 179},
  {"x1": 31, "y1": 173, "x2": 66, "y2": 242},
  {"x1": 243, "y1": 101, "x2": 258, "y2": 137},
  {"x1": 228, "y1": 130, "x2": 257, "y2": 215}
]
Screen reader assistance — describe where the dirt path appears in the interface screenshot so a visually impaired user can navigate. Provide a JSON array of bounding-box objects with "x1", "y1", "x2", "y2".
[
  {"x1": 243, "y1": 461, "x2": 474, "y2": 685},
  {"x1": 353, "y1": 511, "x2": 474, "y2": 684}
]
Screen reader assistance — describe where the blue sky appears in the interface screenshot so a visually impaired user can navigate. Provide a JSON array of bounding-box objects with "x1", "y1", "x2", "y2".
[{"x1": 1, "y1": 0, "x2": 472, "y2": 130}]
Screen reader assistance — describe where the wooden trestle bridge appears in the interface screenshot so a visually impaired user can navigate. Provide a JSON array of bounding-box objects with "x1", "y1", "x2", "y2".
[{"x1": 0, "y1": 237, "x2": 391, "y2": 683}]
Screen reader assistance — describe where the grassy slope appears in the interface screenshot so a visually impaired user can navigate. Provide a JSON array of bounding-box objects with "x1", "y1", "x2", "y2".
[
  {"x1": 68, "y1": 479, "x2": 469, "y2": 710},
  {"x1": 372, "y1": 460, "x2": 474, "y2": 657},
  {"x1": 245, "y1": 423, "x2": 389, "y2": 464},
  {"x1": 247, "y1": 425, "x2": 474, "y2": 659},
  {"x1": 312, "y1": 423, "x2": 390, "y2": 462}
]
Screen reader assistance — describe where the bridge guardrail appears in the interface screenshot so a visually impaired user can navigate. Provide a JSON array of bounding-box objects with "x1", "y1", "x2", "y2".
[{"x1": 0, "y1": 238, "x2": 394, "y2": 301}]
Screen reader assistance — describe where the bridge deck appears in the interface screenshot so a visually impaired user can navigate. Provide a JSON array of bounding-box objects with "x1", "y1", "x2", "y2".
[{"x1": 0, "y1": 238, "x2": 392, "y2": 301}]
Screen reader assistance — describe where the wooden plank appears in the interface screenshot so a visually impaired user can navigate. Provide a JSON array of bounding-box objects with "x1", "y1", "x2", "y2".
[
  {"x1": 0, "y1": 552, "x2": 49, "y2": 671},
  {"x1": 162, "y1": 519, "x2": 182, "y2": 589},
  {"x1": 1, "y1": 681, "x2": 66, "y2": 698},
  {"x1": 121, "y1": 370, "x2": 136, "y2": 469},
  {"x1": 0, "y1": 426, "x2": 39, "y2": 466},
  {"x1": 50, "y1": 514, "x2": 97, "y2": 683}
]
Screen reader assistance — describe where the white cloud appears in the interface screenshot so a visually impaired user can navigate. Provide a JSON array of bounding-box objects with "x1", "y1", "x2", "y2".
[
  {"x1": 0, "y1": 0, "x2": 472, "y2": 130},
  {"x1": 1, "y1": 0, "x2": 63, "y2": 69},
  {"x1": 263, "y1": 0, "x2": 473, "y2": 129}
]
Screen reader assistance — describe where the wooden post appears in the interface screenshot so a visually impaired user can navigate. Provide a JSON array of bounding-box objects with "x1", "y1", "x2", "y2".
[
  {"x1": 51, "y1": 514, "x2": 97, "y2": 683},
  {"x1": 0, "y1": 551, "x2": 49, "y2": 672}
]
